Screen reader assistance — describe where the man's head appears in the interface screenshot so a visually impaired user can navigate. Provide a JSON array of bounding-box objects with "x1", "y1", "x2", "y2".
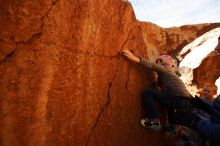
[
  {"x1": 215, "y1": 36, "x2": 220, "y2": 53},
  {"x1": 156, "y1": 55, "x2": 174, "y2": 68},
  {"x1": 200, "y1": 84, "x2": 217, "y2": 100}
]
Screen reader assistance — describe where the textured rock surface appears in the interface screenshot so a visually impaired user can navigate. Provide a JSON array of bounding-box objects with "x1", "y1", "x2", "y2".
[
  {"x1": 0, "y1": 0, "x2": 220, "y2": 146},
  {"x1": 178, "y1": 28, "x2": 220, "y2": 98},
  {"x1": 139, "y1": 22, "x2": 220, "y2": 57}
]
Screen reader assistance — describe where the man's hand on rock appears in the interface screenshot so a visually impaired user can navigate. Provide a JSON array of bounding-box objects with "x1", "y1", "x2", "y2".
[{"x1": 122, "y1": 49, "x2": 140, "y2": 63}]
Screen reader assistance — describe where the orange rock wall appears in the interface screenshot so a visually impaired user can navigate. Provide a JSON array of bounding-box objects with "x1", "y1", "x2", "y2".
[
  {"x1": 177, "y1": 28, "x2": 220, "y2": 98},
  {"x1": 193, "y1": 51, "x2": 220, "y2": 97},
  {"x1": 0, "y1": 0, "x2": 220, "y2": 146},
  {"x1": 139, "y1": 22, "x2": 220, "y2": 56}
]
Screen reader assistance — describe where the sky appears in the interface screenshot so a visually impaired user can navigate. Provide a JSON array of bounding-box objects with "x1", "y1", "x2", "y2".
[{"x1": 129, "y1": 0, "x2": 220, "y2": 28}]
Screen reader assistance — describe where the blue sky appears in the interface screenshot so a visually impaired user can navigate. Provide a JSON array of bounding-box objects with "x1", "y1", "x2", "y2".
[{"x1": 129, "y1": 0, "x2": 220, "y2": 28}]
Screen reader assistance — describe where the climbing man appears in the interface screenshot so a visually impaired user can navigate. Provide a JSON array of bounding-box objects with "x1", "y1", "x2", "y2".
[{"x1": 122, "y1": 49, "x2": 192, "y2": 131}]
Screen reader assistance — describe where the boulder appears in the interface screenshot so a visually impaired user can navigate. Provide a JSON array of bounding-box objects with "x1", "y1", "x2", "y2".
[
  {"x1": 0, "y1": 0, "x2": 220, "y2": 146},
  {"x1": 178, "y1": 28, "x2": 220, "y2": 98}
]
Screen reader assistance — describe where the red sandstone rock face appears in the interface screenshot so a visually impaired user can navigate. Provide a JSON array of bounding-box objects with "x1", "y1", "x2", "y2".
[
  {"x1": 0, "y1": 0, "x2": 220, "y2": 146},
  {"x1": 178, "y1": 28, "x2": 220, "y2": 98},
  {"x1": 139, "y1": 22, "x2": 220, "y2": 56}
]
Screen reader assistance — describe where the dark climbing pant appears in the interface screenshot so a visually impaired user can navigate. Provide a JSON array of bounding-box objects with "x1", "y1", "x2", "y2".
[{"x1": 142, "y1": 89, "x2": 192, "y2": 123}]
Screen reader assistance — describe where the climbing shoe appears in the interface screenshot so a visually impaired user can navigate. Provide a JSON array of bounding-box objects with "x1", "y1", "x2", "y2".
[
  {"x1": 140, "y1": 118, "x2": 161, "y2": 131},
  {"x1": 165, "y1": 125, "x2": 176, "y2": 133}
]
